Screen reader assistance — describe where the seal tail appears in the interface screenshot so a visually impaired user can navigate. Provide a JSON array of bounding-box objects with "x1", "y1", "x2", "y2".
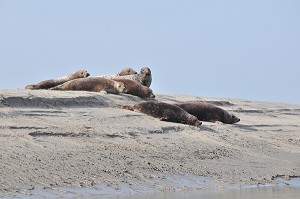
[{"x1": 121, "y1": 104, "x2": 134, "y2": 111}]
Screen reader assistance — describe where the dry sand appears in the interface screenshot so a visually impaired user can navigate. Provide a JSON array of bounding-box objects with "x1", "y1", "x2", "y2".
[{"x1": 0, "y1": 89, "x2": 300, "y2": 197}]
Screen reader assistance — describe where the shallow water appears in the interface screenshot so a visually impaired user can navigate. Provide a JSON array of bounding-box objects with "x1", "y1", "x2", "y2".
[
  {"x1": 27, "y1": 186, "x2": 300, "y2": 199},
  {"x1": 13, "y1": 177, "x2": 300, "y2": 198},
  {"x1": 112, "y1": 187, "x2": 300, "y2": 199}
]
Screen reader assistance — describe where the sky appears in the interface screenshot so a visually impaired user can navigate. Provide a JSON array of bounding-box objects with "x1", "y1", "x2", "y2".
[{"x1": 0, "y1": 0, "x2": 299, "y2": 104}]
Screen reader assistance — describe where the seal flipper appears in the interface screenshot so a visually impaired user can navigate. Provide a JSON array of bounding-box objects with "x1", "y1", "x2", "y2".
[
  {"x1": 160, "y1": 116, "x2": 169, "y2": 121},
  {"x1": 121, "y1": 105, "x2": 134, "y2": 111}
]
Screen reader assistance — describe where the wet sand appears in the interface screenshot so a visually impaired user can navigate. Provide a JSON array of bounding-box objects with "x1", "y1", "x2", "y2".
[{"x1": 0, "y1": 89, "x2": 300, "y2": 197}]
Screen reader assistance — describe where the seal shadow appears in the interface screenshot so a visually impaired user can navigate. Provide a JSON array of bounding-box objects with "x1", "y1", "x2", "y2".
[
  {"x1": 198, "y1": 126, "x2": 220, "y2": 133},
  {"x1": 205, "y1": 100, "x2": 235, "y2": 107},
  {"x1": 231, "y1": 124, "x2": 258, "y2": 131}
]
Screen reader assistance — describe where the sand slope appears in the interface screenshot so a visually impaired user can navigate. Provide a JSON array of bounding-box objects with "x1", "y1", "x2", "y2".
[{"x1": 0, "y1": 89, "x2": 300, "y2": 196}]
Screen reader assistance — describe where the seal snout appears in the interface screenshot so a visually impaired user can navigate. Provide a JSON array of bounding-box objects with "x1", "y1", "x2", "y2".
[
  {"x1": 144, "y1": 70, "x2": 151, "y2": 76},
  {"x1": 195, "y1": 120, "x2": 202, "y2": 127},
  {"x1": 141, "y1": 67, "x2": 151, "y2": 76},
  {"x1": 25, "y1": 84, "x2": 36, "y2": 89},
  {"x1": 86, "y1": 73, "x2": 90, "y2": 77},
  {"x1": 149, "y1": 93, "x2": 155, "y2": 98},
  {"x1": 232, "y1": 114, "x2": 240, "y2": 124}
]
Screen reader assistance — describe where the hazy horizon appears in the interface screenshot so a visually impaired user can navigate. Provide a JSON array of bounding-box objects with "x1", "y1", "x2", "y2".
[{"x1": 1, "y1": 1, "x2": 299, "y2": 104}]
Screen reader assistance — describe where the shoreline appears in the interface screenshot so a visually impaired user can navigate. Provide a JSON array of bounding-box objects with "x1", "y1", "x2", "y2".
[
  {"x1": 13, "y1": 176, "x2": 300, "y2": 198},
  {"x1": 1, "y1": 89, "x2": 300, "y2": 197}
]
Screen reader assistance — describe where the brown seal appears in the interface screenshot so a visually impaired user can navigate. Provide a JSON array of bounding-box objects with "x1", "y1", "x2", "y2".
[
  {"x1": 97, "y1": 67, "x2": 137, "y2": 78},
  {"x1": 175, "y1": 102, "x2": 240, "y2": 124},
  {"x1": 112, "y1": 78, "x2": 155, "y2": 98},
  {"x1": 118, "y1": 67, "x2": 137, "y2": 76},
  {"x1": 25, "y1": 70, "x2": 90, "y2": 89},
  {"x1": 110, "y1": 67, "x2": 152, "y2": 87},
  {"x1": 50, "y1": 77, "x2": 125, "y2": 94},
  {"x1": 122, "y1": 101, "x2": 202, "y2": 126}
]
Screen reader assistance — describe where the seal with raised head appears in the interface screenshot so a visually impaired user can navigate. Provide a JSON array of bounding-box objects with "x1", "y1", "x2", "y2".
[
  {"x1": 110, "y1": 67, "x2": 152, "y2": 88},
  {"x1": 50, "y1": 77, "x2": 125, "y2": 94},
  {"x1": 25, "y1": 69, "x2": 90, "y2": 89},
  {"x1": 112, "y1": 78, "x2": 155, "y2": 98},
  {"x1": 97, "y1": 67, "x2": 137, "y2": 79},
  {"x1": 122, "y1": 101, "x2": 202, "y2": 126},
  {"x1": 174, "y1": 102, "x2": 240, "y2": 124}
]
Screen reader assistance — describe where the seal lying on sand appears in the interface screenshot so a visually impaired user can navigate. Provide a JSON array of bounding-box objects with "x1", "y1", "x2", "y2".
[
  {"x1": 97, "y1": 67, "x2": 137, "y2": 79},
  {"x1": 117, "y1": 67, "x2": 137, "y2": 76},
  {"x1": 175, "y1": 102, "x2": 240, "y2": 124},
  {"x1": 50, "y1": 77, "x2": 125, "y2": 94},
  {"x1": 122, "y1": 101, "x2": 202, "y2": 126},
  {"x1": 112, "y1": 78, "x2": 155, "y2": 98},
  {"x1": 110, "y1": 67, "x2": 152, "y2": 88},
  {"x1": 25, "y1": 70, "x2": 90, "y2": 89}
]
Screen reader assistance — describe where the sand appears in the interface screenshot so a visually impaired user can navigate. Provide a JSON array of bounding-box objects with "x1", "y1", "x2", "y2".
[{"x1": 0, "y1": 89, "x2": 300, "y2": 197}]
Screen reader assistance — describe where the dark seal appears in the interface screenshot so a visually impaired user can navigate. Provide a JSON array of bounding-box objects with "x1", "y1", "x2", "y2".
[
  {"x1": 175, "y1": 102, "x2": 240, "y2": 124},
  {"x1": 122, "y1": 101, "x2": 202, "y2": 126}
]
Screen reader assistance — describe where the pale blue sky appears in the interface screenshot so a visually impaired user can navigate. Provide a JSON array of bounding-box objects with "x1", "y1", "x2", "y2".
[{"x1": 1, "y1": 0, "x2": 299, "y2": 104}]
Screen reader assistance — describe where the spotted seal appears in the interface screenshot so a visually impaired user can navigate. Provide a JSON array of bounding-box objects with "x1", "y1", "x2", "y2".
[{"x1": 25, "y1": 69, "x2": 90, "y2": 89}]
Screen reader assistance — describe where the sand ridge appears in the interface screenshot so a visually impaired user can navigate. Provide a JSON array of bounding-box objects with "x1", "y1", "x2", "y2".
[{"x1": 0, "y1": 89, "x2": 300, "y2": 196}]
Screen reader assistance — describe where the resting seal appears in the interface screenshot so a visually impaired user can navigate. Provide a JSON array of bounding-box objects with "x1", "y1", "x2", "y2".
[
  {"x1": 97, "y1": 67, "x2": 137, "y2": 79},
  {"x1": 50, "y1": 77, "x2": 125, "y2": 94},
  {"x1": 175, "y1": 102, "x2": 240, "y2": 124},
  {"x1": 25, "y1": 70, "x2": 90, "y2": 89},
  {"x1": 118, "y1": 67, "x2": 137, "y2": 76},
  {"x1": 110, "y1": 67, "x2": 152, "y2": 87},
  {"x1": 122, "y1": 101, "x2": 202, "y2": 126},
  {"x1": 112, "y1": 78, "x2": 155, "y2": 98}
]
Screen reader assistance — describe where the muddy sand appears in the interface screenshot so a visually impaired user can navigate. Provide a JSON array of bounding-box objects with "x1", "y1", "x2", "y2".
[{"x1": 0, "y1": 89, "x2": 299, "y2": 197}]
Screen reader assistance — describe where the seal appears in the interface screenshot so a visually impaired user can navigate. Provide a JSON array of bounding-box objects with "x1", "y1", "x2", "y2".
[
  {"x1": 112, "y1": 78, "x2": 155, "y2": 98},
  {"x1": 122, "y1": 101, "x2": 202, "y2": 126},
  {"x1": 175, "y1": 102, "x2": 240, "y2": 124},
  {"x1": 50, "y1": 77, "x2": 125, "y2": 94},
  {"x1": 97, "y1": 67, "x2": 137, "y2": 79},
  {"x1": 118, "y1": 67, "x2": 137, "y2": 76},
  {"x1": 110, "y1": 67, "x2": 152, "y2": 87},
  {"x1": 25, "y1": 69, "x2": 90, "y2": 89}
]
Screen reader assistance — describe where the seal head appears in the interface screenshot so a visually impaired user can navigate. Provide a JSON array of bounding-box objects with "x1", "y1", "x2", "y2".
[
  {"x1": 139, "y1": 67, "x2": 152, "y2": 88},
  {"x1": 118, "y1": 67, "x2": 137, "y2": 76},
  {"x1": 76, "y1": 70, "x2": 90, "y2": 78}
]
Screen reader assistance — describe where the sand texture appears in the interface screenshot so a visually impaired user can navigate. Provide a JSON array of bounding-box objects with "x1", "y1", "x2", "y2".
[{"x1": 0, "y1": 89, "x2": 300, "y2": 197}]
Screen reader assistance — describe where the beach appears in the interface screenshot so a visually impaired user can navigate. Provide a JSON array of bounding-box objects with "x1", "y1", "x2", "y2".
[{"x1": 0, "y1": 89, "x2": 300, "y2": 197}]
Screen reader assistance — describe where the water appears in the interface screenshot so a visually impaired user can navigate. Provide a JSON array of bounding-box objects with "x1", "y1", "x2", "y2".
[
  {"x1": 114, "y1": 187, "x2": 300, "y2": 199},
  {"x1": 25, "y1": 186, "x2": 300, "y2": 199},
  {"x1": 13, "y1": 177, "x2": 300, "y2": 198}
]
